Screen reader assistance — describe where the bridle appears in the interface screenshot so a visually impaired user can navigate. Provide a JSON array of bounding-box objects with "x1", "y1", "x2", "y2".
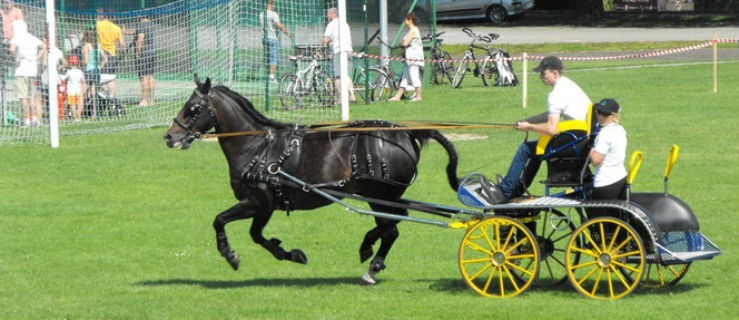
[{"x1": 171, "y1": 88, "x2": 218, "y2": 139}]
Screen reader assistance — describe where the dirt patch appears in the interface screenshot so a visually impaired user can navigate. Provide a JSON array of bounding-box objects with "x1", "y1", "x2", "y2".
[{"x1": 445, "y1": 133, "x2": 488, "y2": 142}]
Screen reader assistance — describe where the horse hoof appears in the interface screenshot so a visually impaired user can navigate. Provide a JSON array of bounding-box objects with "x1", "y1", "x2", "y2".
[
  {"x1": 361, "y1": 271, "x2": 377, "y2": 285},
  {"x1": 226, "y1": 252, "x2": 240, "y2": 271},
  {"x1": 290, "y1": 249, "x2": 308, "y2": 264},
  {"x1": 369, "y1": 258, "x2": 386, "y2": 273},
  {"x1": 359, "y1": 248, "x2": 373, "y2": 263}
]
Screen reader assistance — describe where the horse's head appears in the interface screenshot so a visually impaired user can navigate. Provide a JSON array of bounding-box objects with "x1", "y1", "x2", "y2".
[{"x1": 164, "y1": 75, "x2": 218, "y2": 149}]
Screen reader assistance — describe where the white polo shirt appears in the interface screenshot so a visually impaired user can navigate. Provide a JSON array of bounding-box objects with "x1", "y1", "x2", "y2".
[
  {"x1": 323, "y1": 18, "x2": 352, "y2": 54},
  {"x1": 547, "y1": 76, "x2": 591, "y2": 121},
  {"x1": 592, "y1": 123, "x2": 628, "y2": 187}
]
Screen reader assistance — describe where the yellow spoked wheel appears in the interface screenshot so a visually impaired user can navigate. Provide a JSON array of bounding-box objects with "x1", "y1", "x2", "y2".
[
  {"x1": 566, "y1": 217, "x2": 645, "y2": 300},
  {"x1": 459, "y1": 216, "x2": 539, "y2": 298},
  {"x1": 641, "y1": 263, "x2": 690, "y2": 288}
]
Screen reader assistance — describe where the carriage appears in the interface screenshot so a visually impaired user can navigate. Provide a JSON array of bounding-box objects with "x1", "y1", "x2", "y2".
[{"x1": 164, "y1": 76, "x2": 720, "y2": 300}]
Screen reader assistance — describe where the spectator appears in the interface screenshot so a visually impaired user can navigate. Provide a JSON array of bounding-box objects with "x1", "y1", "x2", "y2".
[
  {"x1": 9, "y1": 20, "x2": 43, "y2": 126},
  {"x1": 135, "y1": 15, "x2": 156, "y2": 106},
  {"x1": 389, "y1": 12, "x2": 423, "y2": 102},
  {"x1": 260, "y1": 0, "x2": 291, "y2": 83},
  {"x1": 82, "y1": 28, "x2": 107, "y2": 119},
  {"x1": 95, "y1": 9, "x2": 124, "y2": 100},
  {"x1": 61, "y1": 55, "x2": 85, "y2": 122},
  {"x1": 1, "y1": 0, "x2": 22, "y2": 42},
  {"x1": 39, "y1": 33, "x2": 68, "y2": 111},
  {"x1": 322, "y1": 7, "x2": 356, "y2": 103},
  {"x1": 486, "y1": 56, "x2": 591, "y2": 203},
  {"x1": 1, "y1": 0, "x2": 23, "y2": 98}
]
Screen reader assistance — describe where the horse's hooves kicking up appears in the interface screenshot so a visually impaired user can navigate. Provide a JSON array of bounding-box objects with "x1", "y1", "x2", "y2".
[
  {"x1": 359, "y1": 247, "x2": 373, "y2": 263},
  {"x1": 289, "y1": 249, "x2": 308, "y2": 264},
  {"x1": 225, "y1": 251, "x2": 240, "y2": 270}
]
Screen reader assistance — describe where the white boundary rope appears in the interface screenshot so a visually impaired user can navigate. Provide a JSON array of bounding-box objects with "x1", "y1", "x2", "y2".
[{"x1": 359, "y1": 38, "x2": 739, "y2": 64}]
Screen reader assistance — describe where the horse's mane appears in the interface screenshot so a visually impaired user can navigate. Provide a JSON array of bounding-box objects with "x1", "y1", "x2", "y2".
[{"x1": 213, "y1": 85, "x2": 291, "y2": 129}]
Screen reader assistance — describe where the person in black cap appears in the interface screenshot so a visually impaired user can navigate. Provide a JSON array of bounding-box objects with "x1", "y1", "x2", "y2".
[
  {"x1": 486, "y1": 55, "x2": 591, "y2": 203},
  {"x1": 589, "y1": 98, "x2": 627, "y2": 200}
]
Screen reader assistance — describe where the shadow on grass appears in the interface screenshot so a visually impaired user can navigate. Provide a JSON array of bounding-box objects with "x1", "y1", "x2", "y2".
[
  {"x1": 137, "y1": 277, "x2": 365, "y2": 289},
  {"x1": 425, "y1": 277, "x2": 710, "y2": 297}
]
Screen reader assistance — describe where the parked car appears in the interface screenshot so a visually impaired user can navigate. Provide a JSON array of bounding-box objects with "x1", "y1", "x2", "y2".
[
  {"x1": 367, "y1": 0, "x2": 534, "y2": 23},
  {"x1": 372, "y1": 0, "x2": 535, "y2": 24},
  {"x1": 435, "y1": 0, "x2": 535, "y2": 23}
]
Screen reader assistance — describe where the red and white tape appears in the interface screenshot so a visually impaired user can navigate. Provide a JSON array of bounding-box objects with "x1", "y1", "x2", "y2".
[{"x1": 357, "y1": 38, "x2": 738, "y2": 64}]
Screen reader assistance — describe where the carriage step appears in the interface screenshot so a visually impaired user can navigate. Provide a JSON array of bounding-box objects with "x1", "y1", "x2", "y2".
[{"x1": 656, "y1": 232, "x2": 721, "y2": 263}]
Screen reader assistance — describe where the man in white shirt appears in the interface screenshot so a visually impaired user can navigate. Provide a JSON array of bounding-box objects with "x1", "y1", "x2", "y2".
[
  {"x1": 321, "y1": 7, "x2": 355, "y2": 102},
  {"x1": 9, "y1": 20, "x2": 43, "y2": 126},
  {"x1": 489, "y1": 56, "x2": 591, "y2": 203}
]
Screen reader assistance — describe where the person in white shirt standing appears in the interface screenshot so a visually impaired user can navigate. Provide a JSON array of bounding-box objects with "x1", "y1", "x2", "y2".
[
  {"x1": 589, "y1": 98, "x2": 627, "y2": 200},
  {"x1": 62, "y1": 55, "x2": 85, "y2": 122},
  {"x1": 260, "y1": 0, "x2": 291, "y2": 83},
  {"x1": 9, "y1": 20, "x2": 43, "y2": 126},
  {"x1": 322, "y1": 7, "x2": 356, "y2": 102}
]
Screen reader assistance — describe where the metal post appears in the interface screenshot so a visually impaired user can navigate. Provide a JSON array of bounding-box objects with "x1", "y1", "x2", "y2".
[
  {"x1": 338, "y1": 0, "x2": 349, "y2": 121},
  {"x1": 46, "y1": 0, "x2": 59, "y2": 148}
]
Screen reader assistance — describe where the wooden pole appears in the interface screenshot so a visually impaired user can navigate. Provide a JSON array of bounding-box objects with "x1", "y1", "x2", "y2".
[
  {"x1": 522, "y1": 52, "x2": 528, "y2": 110},
  {"x1": 712, "y1": 33, "x2": 718, "y2": 93}
]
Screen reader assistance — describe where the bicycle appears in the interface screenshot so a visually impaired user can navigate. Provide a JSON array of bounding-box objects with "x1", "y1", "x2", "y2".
[
  {"x1": 374, "y1": 35, "x2": 417, "y2": 100},
  {"x1": 451, "y1": 27, "x2": 512, "y2": 88},
  {"x1": 279, "y1": 46, "x2": 334, "y2": 110},
  {"x1": 351, "y1": 29, "x2": 394, "y2": 103},
  {"x1": 422, "y1": 31, "x2": 456, "y2": 86}
]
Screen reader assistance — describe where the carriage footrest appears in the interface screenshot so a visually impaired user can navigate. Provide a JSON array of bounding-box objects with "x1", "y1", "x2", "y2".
[{"x1": 656, "y1": 232, "x2": 721, "y2": 264}]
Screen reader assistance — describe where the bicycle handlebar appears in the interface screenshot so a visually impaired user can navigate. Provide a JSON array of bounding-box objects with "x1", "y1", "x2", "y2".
[
  {"x1": 463, "y1": 27, "x2": 499, "y2": 43},
  {"x1": 421, "y1": 31, "x2": 446, "y2": 42}
]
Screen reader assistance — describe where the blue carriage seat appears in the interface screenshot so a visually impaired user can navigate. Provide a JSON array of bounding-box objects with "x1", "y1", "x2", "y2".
[{"x1": 536, "y1": 104, "x2": 598, "y2": 191}]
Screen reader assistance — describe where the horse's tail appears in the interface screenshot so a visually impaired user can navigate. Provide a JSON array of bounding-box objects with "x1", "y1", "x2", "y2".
[{"x1": 413, "y1": 130, "x2": 460, "y2": 191}]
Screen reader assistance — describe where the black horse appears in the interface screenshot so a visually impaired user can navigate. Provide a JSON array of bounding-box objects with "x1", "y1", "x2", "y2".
[{"x1": 164, "y1": 75, "x2": 460, "y2": 283}]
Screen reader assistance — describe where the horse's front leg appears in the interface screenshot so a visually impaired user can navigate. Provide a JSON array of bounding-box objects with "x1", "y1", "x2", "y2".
[
  {"x1": 213, "y1": 200, "x2": 258, "y2": 270},
  {"x1": 249, "y1": 208, "x2": 308, "y2": 265}
]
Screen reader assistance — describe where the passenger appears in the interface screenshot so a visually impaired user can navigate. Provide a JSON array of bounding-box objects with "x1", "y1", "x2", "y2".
[
  {"x1": 589, "y1": 98, "x2": 627, "y2": 200},
  {"x1": 488, "y1": 56, "x2": 591, "y2": 203}
]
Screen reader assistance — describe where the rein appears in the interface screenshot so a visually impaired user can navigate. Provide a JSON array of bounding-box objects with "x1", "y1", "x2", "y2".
[{"x1": 200, "y1": 122, "x2": 514, "y2": 140}]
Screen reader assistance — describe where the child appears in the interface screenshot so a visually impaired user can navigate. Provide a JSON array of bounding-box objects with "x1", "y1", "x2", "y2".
[{"x1": 62, "y1": 55, "x2": 85, "y2": 122}]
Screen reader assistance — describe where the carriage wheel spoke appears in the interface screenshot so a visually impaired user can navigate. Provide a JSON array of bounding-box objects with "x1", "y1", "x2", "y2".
[
  {"x1": 589, "y1": 268, "x2": 604, "y2": 295},
  {"x1": 463, "y1": 239, "x2": 493, "y2": 255},
  {"x1": 575, "y1": 264, "x2": 599, "y2": 285},
  {"x1": 468, "y1": 262, "x2": 493, "y2": 281}
]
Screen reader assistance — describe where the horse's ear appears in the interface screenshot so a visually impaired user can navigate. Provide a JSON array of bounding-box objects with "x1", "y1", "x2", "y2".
[
  {"x1": 203, "y1": 77, "x2": 212, "y2": 92},
  {"x1": 194, "y1": 74, "x2": 202, "y2": 86}
]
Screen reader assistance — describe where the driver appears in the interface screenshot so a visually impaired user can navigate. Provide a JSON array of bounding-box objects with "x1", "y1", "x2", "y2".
[{"x1": 487, "y1": 56, "x2": 591, "y2": 203}]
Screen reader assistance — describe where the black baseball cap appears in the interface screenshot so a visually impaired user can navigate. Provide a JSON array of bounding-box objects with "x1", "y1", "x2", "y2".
[
  {"x1": 533, "y1": 56, "x2": 564, "y2": 72},
  {"x1": 594, "y1": 98, "x2": 621, "y2": 115}
]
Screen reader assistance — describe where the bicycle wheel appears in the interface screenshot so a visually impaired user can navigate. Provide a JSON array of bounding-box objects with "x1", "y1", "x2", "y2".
[
  {"x1": 451, "y1": 56, "x2": 470, "y2": 88},
  {"x1": 480, "y1": 55, "x2": 500, "y2": 87},
  {"x1": 366, "y1": 68, "x2": 393, "y2": 102},
  {"x1": 279, "y1": 74, "x2": 302, "y2": 110},
  {"x1": 312, "y1": 74, "x2": 335, "y2": 107},
  {"x1": 441, "y1": 51, "x2": 457, "y2": 85}
]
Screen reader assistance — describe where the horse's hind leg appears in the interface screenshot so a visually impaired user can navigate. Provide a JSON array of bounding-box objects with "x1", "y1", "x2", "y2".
[
  {"x1": 361, "y1": 204, "x2": 406, "y2": 285},
  {"x1": 213, "y1": 200, "x2": 258, "y2": 270}
]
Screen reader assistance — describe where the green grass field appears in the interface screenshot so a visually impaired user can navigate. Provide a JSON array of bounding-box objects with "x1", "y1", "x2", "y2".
[{"x1": 1, "y1": 53, "x2": 737, "y2": 319}]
